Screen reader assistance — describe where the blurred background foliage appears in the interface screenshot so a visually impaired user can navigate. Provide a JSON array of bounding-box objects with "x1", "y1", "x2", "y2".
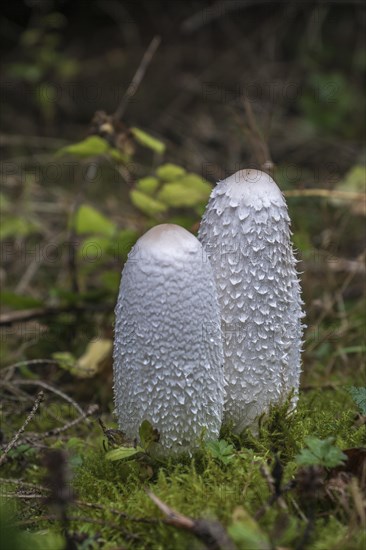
[
  {"x1": 1, "y1": 0, "x2": 364, "y2": 383},
  {"x1": 0, "y1": 1, "x2": 365, "y2": 548},
  {"x1": 0, "y1": 0, "x2": 366, "y2": 379}
]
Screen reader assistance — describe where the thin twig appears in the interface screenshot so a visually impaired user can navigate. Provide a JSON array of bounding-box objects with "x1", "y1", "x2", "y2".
[
  {"x1": 254, "y1": 464, "x2": 289, "y2": 520},
  {"x1": 114, "y1": 36, "x2": 161, "y2": 120},
  {"x1": 2, "y1": 493, "x2": 45, "y2": 499},
  {"x1": 147, "y1": 490, "x2": 195, "y2": 530},
  {"x1": 303, "y1": 257, "x2": 365, "y2": 275},
  {"x1": 1, "y1": 359, "x2": 58, "y2": 372},
  {"x1": 17, "y1": 514, "x2": 140, "y2": 540},
  {"x1": 0, "y1": 303, "x2": 113, "y2": 326},
  {"x1": 27, "y1": 404, "x2": 99, "y2": 440},
  {"x1": 0, "y1": 391, "x2": 44, "y2": 467},
  {"x1": 0, "y1": 477, "x2": 49, "y2": 491},
  {"x1": 284, "y1": 189, "x2": 365, "y2": 201},
  {"x1": 76, "y1": 500, "x2": 161, "y2": 525},
  {"x1": 10, "y1": 380, "x2": 84, "y2": 416},
  {"x1": 181, "y1": 1, "x2": 268, "y2": 33},
  {"x1": 147, "y1": 490, "x2": 236, "y2": 550}
]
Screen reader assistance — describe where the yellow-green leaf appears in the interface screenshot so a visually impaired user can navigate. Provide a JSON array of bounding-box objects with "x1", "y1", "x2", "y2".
[
  {"x1": 156, "y1": 163, "x2": 186, "y2": 181},
  {"x1": 0, "y1": 217, "x2": 40, "y2": 240},
  {"x1": 130, "y1": 190, "x2": 167, "y2": 217},
  {"x1": 157, "y1": 183, "x2": 205, "y2": 208},
  {"x1": 74, "y1": 205, "x2": 116, "y2": 236},
  {"x1": 105, "y1": 446, "x2": 143, "y2": 461},
  {"x1": 136, "y1": 177, "x2": 160, "y2": 196},
  {"x1": 53, "y1": 352, "x2": 76, "y2": 372},
  {"x1": 336, "y1": 165, "x2": 366, "y2": 193},
  {"x1": 180, "y1": 173, "x2": 212, "y2": 196},
  {"x1": 130, "y1": 127, "x2": 165, "y2": 154},
  {"x1": 57, "y1": 136, "x2": 109, "y2": 158},
  {"x1": 333, "y1": 165, "x2": 366, "y2": 215},
  {"x1": 109, "y1": 148, "x2": 130, "y2": 164},
  {"x1": 78, "y1": 236, "x2": 111, "y2": 261},
  {"x1": 75, "y1": 339, "x2": 112, "y2": 378}
]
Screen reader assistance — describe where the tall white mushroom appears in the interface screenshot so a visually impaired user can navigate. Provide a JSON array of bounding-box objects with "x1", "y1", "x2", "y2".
[
  {"x1": 198, "y1": 169, "x2": 304, "y2": 432},
  {"x1": 113, "y1": 224, "x2": 224, "y2": 453}
]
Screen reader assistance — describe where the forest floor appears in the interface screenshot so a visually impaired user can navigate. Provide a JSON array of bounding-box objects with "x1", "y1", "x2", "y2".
[{"x1": 1, "y1": 3, "x2": 365, "y2": 549}]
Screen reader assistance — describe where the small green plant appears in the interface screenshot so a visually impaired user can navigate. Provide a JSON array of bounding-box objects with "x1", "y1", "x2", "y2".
[
  {"x1": 206, "y1": 439, "x2": 236, "y2": 465},
  {"x1": 105, "y1": 419, "x2": 160, "y2": 462},
  {"x1": 295, "y1": 436, "x2": 347, "y2": 468},
  {"x1": 347, "y1": 386, "x2": 366, "y2": 415}
]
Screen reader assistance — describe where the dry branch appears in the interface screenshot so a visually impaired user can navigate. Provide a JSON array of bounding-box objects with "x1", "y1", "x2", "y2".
[
  {"x1": 147, "y1": 490, "x2": 236, "y2": 550},
  {"x1": 0, "y1": 391, "x2": 44, "y2": 467}
]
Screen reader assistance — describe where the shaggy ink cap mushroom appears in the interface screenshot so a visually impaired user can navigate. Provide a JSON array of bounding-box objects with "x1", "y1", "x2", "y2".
[
  {"x1": 198, "y1": 170, "x2": 304, "y2": 433},
  {"x1": 113, "y1": 224, "x2": 224, "y2": 453}
]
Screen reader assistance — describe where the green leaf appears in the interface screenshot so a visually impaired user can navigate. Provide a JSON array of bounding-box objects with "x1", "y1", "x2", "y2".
[
  {"x1": 130, "y1": 190, "x2": 167, "y2": 217},
  {"x1": 136, "y1": 177, "x2": 160, "y2": 196},
  {"x1": 228, "y1": 522, "x2": 270, "y2": 550},
  {"x1": 105, "y1": 446, "x2": 143, "y2": 461},
  {"x1": 157, "y1": 182, "x2": 205, "y2": 208},
  {"x1": 57, "y1": 136, "x2": 110, "y2": 158},
  {"x1": 74, "y1": 205, "x2": 116, "y2": 236},
  {"x1": 52, "y1": 352, "x2": 76, "y2": 372},
  {"x1": 78, "y1": 236, "x2": 111, "y2": 262},
  {"x1": 139, "y1": 420, "x2": 160, "y2": 451},
  {"x1": 179, "y1": 173, "x2": 212, "y2": 196},
  {"x1": 156, "y1": 163, "x2": 186, "y2": 181},
  {"x1": 8, "y1": 444, "x2": 36, "y2": 459},
  {"x1": 130, "y1": 127, "x2": 165, "y2": 154},
  {"x1": 228, "y1": 508, "x2": 270, "y2": 550},
  {"x1": 0, "y1": 217, "x2": 40, "y2": 240},
  {"x1": 157, "y1": 173, "x2": 212, "y2": 209},
  {"x1": 347, "y1": 386, "x2": 366, "y2": 415},
  {"x1": 336, "y1": 165, "x2": 366, "y2": 193},
  {"x1": 109, "y1": 148, "x2": 130, "y2": 164},
  {"x1": 206, "y1": 439, "x2": 235, "y2": 465},
  {"x1": 296, "y1": 436, "x2": 347, "y2": 468}
]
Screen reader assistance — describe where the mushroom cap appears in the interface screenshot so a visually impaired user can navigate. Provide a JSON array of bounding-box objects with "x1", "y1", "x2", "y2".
[
  {"x1": 135, "y1": 223, "x2": 201, "y2": 260},
  {"x1": 218, "y1": 169, "x2": 285, "y2": 208},
  {"x1": 198, "y1": 169, "x2": 304, "y2": 432},
  {"x1": 113, "y1": 224, "x2": 224, "y2": 453}
]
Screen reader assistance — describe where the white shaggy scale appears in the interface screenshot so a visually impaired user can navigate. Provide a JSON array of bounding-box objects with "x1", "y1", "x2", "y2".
[
  {"x1": 113, "y1": 224, "x2": 224, "y2": 452},
  {"x1": 198, "y1": 170, "x2": 304, "y2": 432}
]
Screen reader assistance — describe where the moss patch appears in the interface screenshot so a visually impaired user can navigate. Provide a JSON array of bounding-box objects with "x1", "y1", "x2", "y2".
[{"x1": 1, "y1": 387, "x2": 365, "y2": 549}]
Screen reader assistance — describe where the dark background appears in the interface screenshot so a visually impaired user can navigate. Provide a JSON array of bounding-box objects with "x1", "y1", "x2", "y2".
[{"x1": 1, "y1": 0, "x2": 365, "y2": 175}]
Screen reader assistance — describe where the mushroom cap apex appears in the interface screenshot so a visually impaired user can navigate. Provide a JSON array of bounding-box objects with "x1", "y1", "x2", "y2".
[
  {"x1": 137, "y1": 223, "x2": 200, "y2": 259},
  {"x1": 220, "y1": 169, "x2": 284, "y2": 205}
]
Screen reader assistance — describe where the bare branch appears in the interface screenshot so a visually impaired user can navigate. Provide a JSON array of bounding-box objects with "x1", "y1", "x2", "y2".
[
  {"x1": 0, "y1": 391, "x2": 44, "y2": 467},
  {"x1": 114, "y1": 36, "x2": 161, "y2": 120}
]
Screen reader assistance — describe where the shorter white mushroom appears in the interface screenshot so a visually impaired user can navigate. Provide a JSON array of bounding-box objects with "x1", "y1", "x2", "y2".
[
  {"x1": 199, "y1": 169, "x2": 304, "y2": 432},
  {"x1": 113, "y1": 224, "x2": 224, "y2": 453}
]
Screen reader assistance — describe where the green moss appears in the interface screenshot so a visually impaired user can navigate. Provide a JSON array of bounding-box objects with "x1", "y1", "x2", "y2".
[{"x1": 2, "y1": 387, "x2": 365, "y2": 549}]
